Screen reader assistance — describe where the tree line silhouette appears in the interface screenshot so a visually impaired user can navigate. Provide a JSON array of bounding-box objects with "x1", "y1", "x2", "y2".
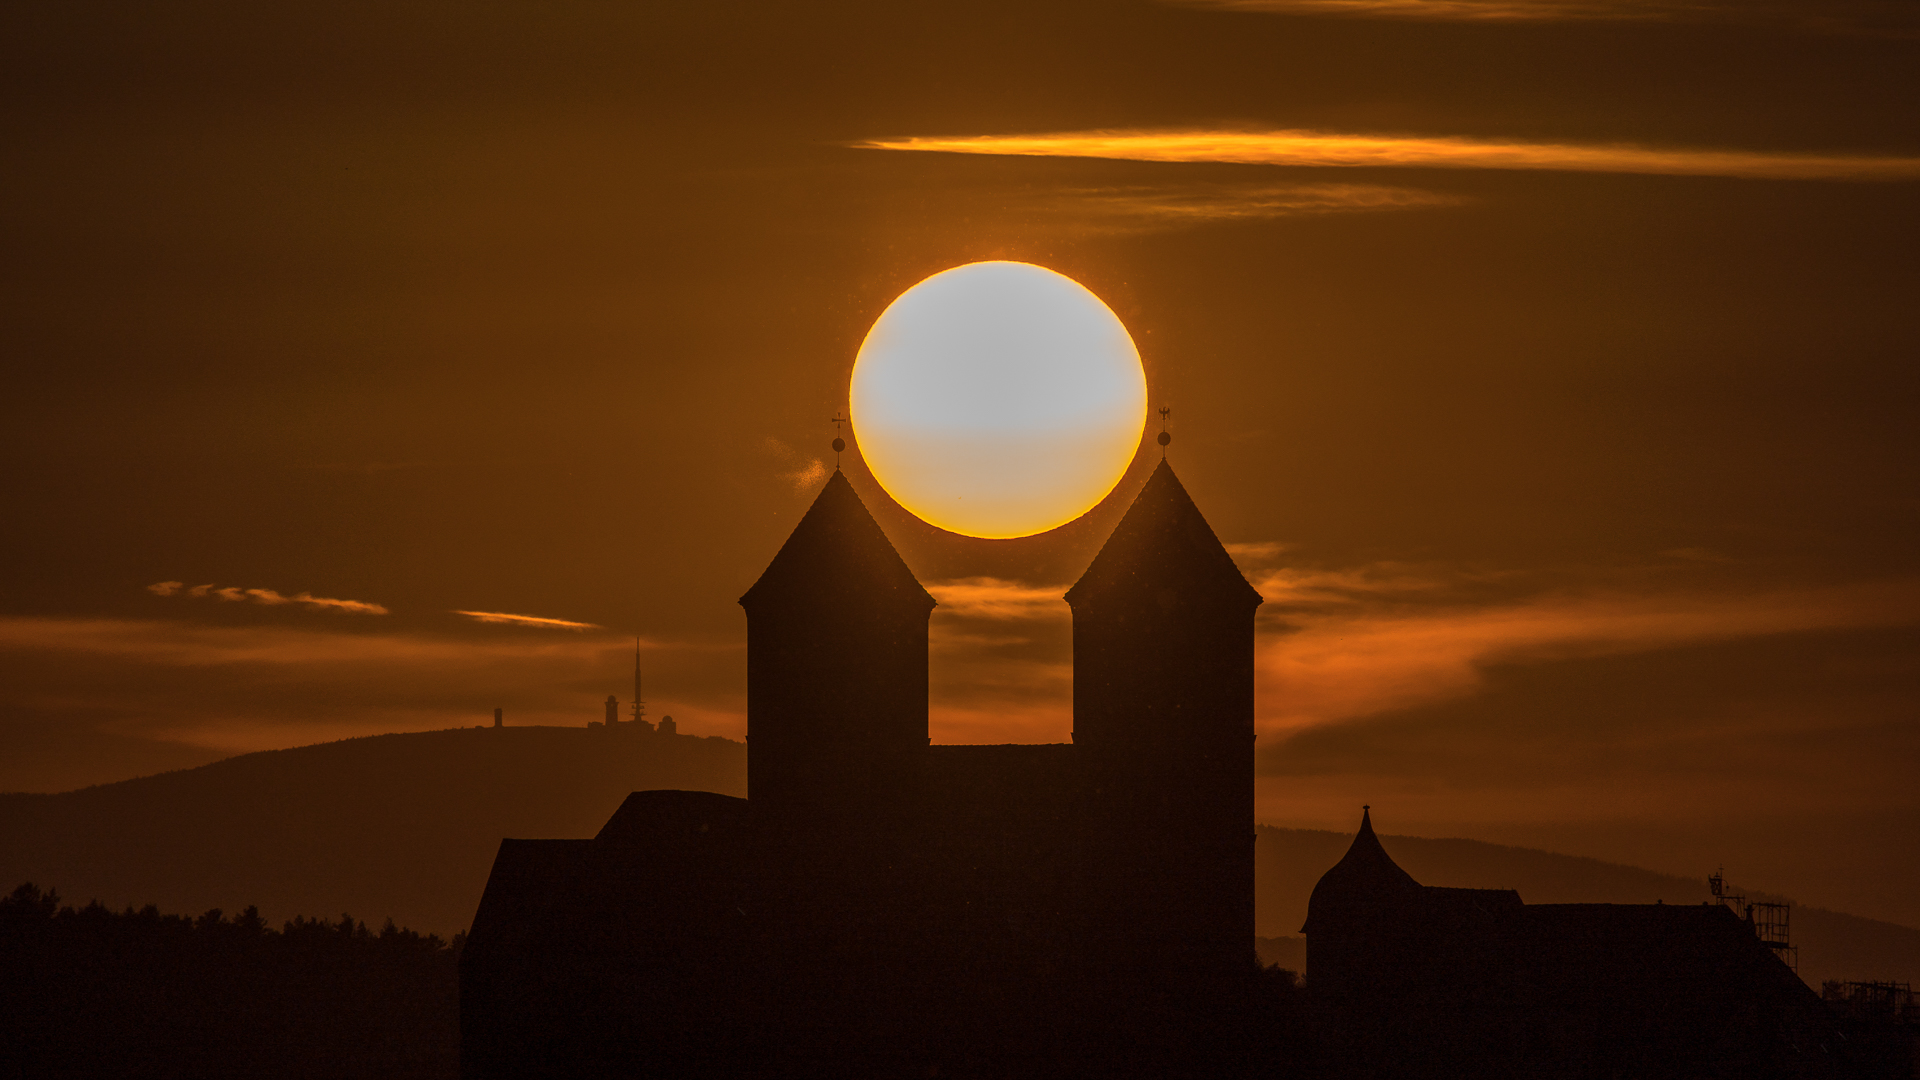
[
  {"x1": 2, "y1": 879, "x2": 1322, "y2": 1080},
  {"x1": 1, "y1": 882, "x2": 459, "y2": 1080}
]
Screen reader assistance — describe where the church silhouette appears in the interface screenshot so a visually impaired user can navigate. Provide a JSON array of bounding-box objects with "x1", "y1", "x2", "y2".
[
  {"x1": 1303, "y1": 809, "x2": 1850, "y2": 1079},
  {"x1": 460, "y1": 460, "x2": 1269, "y2": 1078}
]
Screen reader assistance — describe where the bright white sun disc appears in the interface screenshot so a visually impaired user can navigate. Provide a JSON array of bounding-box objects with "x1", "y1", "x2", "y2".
[{"x1": 850, "y1": 262, "x2": 1147, "y2": 538}]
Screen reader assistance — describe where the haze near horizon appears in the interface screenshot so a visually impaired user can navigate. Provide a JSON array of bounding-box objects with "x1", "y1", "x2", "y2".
[{"x1": 2, "y1": 0, "x2": 1916, "y2": 930}]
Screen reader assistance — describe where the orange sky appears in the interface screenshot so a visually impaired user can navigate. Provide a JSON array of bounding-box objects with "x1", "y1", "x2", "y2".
[{"x1": 3, "y1": 0, "x2": 1917, "y2": 926}]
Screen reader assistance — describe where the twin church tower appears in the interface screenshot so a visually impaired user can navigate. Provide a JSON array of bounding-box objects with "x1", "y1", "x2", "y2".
[{"x1": 463, "y1": 460, "x2": 1265, "y2": 1079}]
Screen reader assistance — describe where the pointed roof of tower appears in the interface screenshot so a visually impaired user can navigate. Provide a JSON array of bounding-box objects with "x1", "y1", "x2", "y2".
[
  {"x1": 739, "y1": 470, "x2": 935, "y2": 614},
  {"x1": 1301, "y1": 807, "x2": 1423, "y2": 933},
  {"x1": 1065, "y1": 459, "x2": 1263, "y2": 610}
]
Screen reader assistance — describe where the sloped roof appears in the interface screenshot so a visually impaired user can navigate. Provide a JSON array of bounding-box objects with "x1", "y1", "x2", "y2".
[
  {"x1": 465, "y1": 838, "x2": 593, "y2": 950},
  {"x1": 594, "y1": 790, "x2": 751, "y2": 847},
  {"x1": 1064, "y1": 460, "x2": 1263, "y2": 611},
  {"x1": 738, "y1": 470, "x2": 935, "y2": 614},
  {"x1": 1301, "y1": 808, "x2": 1422, "y2": 933}
]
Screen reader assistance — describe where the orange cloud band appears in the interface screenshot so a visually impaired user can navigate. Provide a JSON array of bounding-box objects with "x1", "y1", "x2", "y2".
[
  {"x1": 452, "y1": 610, "x2": 602, "y2": 630},
  {"x1": 927, "y1": 577, "x2": 1072, "y2": 620},
  {"x1": 861, "y1": 130, "x2": 1920, "y2": 181},
  {"x1": 147, "y1": 581, "x2": 388, "y2": 615},
  {"x1": 1253, "y1": 575, "x2": 1920, "y2": 733},
  {"x1": 0, "y1": 616, "x2": 741, "y2": 762},
  {"x1": 1175, "y1": 0, "x2": 1919, "y2": 33},
  {"x1": 1182, "y1": 0, "x2": 1718, "y2": 21}
]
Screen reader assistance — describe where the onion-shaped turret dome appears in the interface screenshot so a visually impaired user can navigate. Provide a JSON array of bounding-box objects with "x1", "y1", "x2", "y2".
[{"x1": 1301, "y1": 807, "x2": 1421, "y2": 934}]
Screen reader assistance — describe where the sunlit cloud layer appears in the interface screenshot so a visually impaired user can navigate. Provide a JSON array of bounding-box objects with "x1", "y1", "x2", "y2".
[
  {"x1": 926, "y1": 577, "x2": 1074, "y2": 744},
  {"x1": 0, "y1": 616, "x2": 743, "y2": 774},
  {"x1": 147, "y1": 581, "x2": 389, "y2": 615},
  {"x1": 21, "y1": 569, "x2": 1920, "y2": 798},
  {"x1": 1037, "y1": 183, "x2": 1464, "y2": 232},
  {"x1": 1, "y1": 617, "x2": 637, "y2": 673},
  {"x1": 918, "y1": 566, "x2": 1920, "y2": 746},
  {"x1": 927, "y1": 577, "x2": 1071, "y2": 620},
  {"x1": 452, "y1": 610, "x2": 602, "y2": 630},
  {"x1": 1170, "y1": 0, "x2": 1920, "y2": 33},
  {"x1": 1247, "y1": 565, "x2": 1920, "y2": 732},
  {"x1": 1191, "y1": 0, "x2": 1673, "y2": 18},
  {"x1": 863, "y1": 130, "x2": 1920, "y2": 181}
]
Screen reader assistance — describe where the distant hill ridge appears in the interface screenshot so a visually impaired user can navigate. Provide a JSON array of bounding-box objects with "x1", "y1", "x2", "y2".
[
  {"x1": 4, "y1": 726, "x2": 1913, "y2": 987},
  {"x1": 0, "y1": 726, "x2": 746, "y2": 934}
]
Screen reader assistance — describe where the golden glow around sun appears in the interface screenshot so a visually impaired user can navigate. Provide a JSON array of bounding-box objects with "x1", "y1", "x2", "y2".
[{"x1": 850, "y1": 262, "x2": 1147, "y2": 539}]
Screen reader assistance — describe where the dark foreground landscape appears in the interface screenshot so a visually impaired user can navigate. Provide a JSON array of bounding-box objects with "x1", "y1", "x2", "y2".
[
  {"x1": 1, "y1": 883, "x2": 459, "y2": 1080},
  {"x1": 5, "y1": 727, "x2": 1917, "y2": 1078}
]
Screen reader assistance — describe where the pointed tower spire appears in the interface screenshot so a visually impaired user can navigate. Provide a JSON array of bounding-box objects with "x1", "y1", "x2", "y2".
[
  {"x1": 739, "y1": 471, "x2": 932, "y2": 614},
  {"x1": 1068, "y1": 460, "x2": 1262, "y2": 991},
  {"x1": 1065, "y1": 459, "x2": 1264, "y2": 617},
  {"x1": 740, "y1": 470, "x2": 935, "y2": 825}
]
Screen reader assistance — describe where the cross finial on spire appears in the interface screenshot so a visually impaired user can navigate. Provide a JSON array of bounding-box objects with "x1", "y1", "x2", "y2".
[
  {"x1": 830, "y1": 413, "x2": 848, "y2": 468},
  {"x1": 1157, "y1": 406, "x2": 1172, "y2": 458}
]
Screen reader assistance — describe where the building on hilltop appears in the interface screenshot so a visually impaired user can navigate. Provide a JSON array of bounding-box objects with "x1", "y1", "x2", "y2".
[
  {"x1": 460, "y1": 460, "x2": 1267, "y2": 1079},
  {"x1": 589, "y1": 649, "x2": 673, "y2": 733},
  {"x1": 1303, "y1": 808, "x2": 1852, "y2": 1079},
  {"x1": 459, "y1": 463, "x2": 1862, "y2": 1079}
]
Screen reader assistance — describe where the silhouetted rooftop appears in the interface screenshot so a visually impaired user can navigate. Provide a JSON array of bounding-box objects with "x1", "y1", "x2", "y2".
[
  {"x1": 1065, "y1": 460, "x2": 1263, "y2": 611},
  {"x1": 594, "y1": 790, "x2": 750, "y2": 847},
  {"x1": 1301, "y1": 808, "x2": 1422, "y2": 933},
  {"x1": 738, "y1": 470, "x2": 935, "y2": 615}
]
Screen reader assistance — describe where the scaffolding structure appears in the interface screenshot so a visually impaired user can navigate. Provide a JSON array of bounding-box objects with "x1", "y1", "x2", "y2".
[
  {"x1": 1821, "y1": 981, "x2": 1918, "y2": 1022},
  {"x1": 1709, "y1": 868, "x2": 1798, "y2": 974}
]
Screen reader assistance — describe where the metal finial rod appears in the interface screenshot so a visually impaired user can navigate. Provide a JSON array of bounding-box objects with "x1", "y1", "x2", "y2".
[
  {"x1": 1157, "y1": 406, "x2": 1171, "y2": 457},
  {"x1": 829, "y1": 413, "x2": 848, "y2": 466},
  {"x1": 630, "y1": 638, "x2": 646, "y2": 724}
]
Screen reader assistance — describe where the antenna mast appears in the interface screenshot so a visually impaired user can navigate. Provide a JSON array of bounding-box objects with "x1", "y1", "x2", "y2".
[{"x1": 630, "y1": 638, "x2": 646, "y2": 726}]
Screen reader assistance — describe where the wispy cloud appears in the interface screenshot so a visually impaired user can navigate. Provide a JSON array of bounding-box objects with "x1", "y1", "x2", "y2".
[
  {"x1": 147, "y1": 581, "x2": 389, "y2": 615},
  {"x1": 862, "y1": 129, "x2": 1920, "y2": 181},
  {"x1": 0, "y1": 616, "x2": 744, "y2": 785},
  {"x1": 930, "y1": 701, "x2": 1076, "y2": 746},
  {"x1": 1034, "y1": 182, "x2": 1464, "y2": 232},
  {"x1": 913, "y1": 560, "x2": 1920, "y2": 748},
  {"x1": 1251, "y1": 568, "x2": 1920, "y2": 732},
  {"x1": 295, "y1": 461, "x2": 431, "y2": 475},
  {"x1": 763, "y1": 437, "x2": 829, "y2": 492},
  {"x1": 1191, "y1": 0, "x2": 1665, "y2": 18},
  {"x1": 927, "y1": 577, "x2": 1071, "y2": 620},
  {"x1": 452, "y1": 610, "x2": 602, "y2": 630},
  {"x1": 1170, "y1": 0, "x2": 1920, "y2": 34},
  {"x1": 925, "y1": 577, "x2": 1074, "y2": 744}
]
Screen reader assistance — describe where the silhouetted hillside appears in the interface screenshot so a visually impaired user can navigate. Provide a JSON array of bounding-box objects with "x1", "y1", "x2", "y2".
[
  {"x1": 1257, "y1": 825, "x2": 1920, "y2": 990},
  {"x1": 5, "y1": 730, "x2": 1910, "y2": 992},
  {"x1": 0, "y1": 727, "x2": 744, "y2": 934}
]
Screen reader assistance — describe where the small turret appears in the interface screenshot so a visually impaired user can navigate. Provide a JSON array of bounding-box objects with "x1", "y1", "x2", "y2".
[
  {"x1": 1301, "y1": 807, "x2": 1426, "y2": 1001},
  {"x1": 1302, "y1": 807, "x2": 1420, "y2": 934}
]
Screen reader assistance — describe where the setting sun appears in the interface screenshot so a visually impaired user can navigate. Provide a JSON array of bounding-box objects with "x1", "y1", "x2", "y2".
[{"x1": 849, "y1": 261, "x2": 1147, "y2": 538}]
